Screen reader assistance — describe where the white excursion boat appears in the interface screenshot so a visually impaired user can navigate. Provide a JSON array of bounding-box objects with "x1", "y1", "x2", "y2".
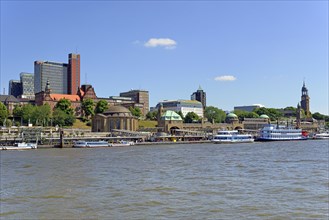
[
  {"x1": 212, "y1": 130, "x2": 254, "y2": 144},
  {"x1": 73, "y1": 140, "x2": 109, "y2": 148},
  {"x1": 257, "y1": 124, "x2": 308, "y2": 141},
  {"x1": 313, "y1": 132, "x2": 329, "y2": 139},
  {"x1": 1, "y1": 142, "x2": 38, "y2": 150},
  {"x1": 109, "y1": 140, "x2": 135, "y2": 147}
]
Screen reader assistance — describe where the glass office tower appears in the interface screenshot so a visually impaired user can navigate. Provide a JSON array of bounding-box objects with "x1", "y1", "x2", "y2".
[
  {"x1": 34, "y1": 61, "x2": 68, "y2": 94},
  {"x1": 20, "y1": 72, "x2": 34, "y2": 99}
]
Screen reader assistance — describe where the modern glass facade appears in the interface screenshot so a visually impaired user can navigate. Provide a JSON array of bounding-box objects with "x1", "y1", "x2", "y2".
[
  {"x1": 34, "y1": 61, "x2": 68, "y2": 94},
  {"x1": 8, "y1": 80, "x2": 22, "y2": 97},
  {"x1": 20, "y1": 72, "x2": 34, "y2": 99}
]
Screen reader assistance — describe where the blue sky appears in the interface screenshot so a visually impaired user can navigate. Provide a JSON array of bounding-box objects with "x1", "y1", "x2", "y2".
[{"x1": 1, "y1": 1, "x2": 328, "y2": 115}]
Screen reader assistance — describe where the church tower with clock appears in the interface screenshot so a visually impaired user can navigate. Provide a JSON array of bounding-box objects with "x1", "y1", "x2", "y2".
[{"x1": 301, "y1": 81, "x2": 311, "y2": 119}]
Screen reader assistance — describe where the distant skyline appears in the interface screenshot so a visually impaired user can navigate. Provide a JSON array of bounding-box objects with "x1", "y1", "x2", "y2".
[{"x1": 1, "y1": 1, "x2": 328, "y2": 114}]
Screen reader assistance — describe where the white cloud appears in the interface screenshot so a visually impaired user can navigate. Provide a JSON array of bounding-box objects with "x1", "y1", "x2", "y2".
[
  {"x1": 214, "y1": 75, "x2": 237, "y2": 81},
  {"x1": 144, "y1": 38, "x2": 177, "y2": 49}
]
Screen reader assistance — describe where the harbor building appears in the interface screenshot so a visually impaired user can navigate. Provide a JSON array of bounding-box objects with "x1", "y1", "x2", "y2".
[
  {"x1": 225, "y1": 113, "x2": 239, "y2": 124},
  {"x1": 120, "y1": 90, "x2": 149, "y2": 116},
  {"x1": 234, "y1": 104, "x2": 264, "y2": 112},
  {"x1": 8, "y1": 80, "x2": 22, "y2": 98},
  {"x1": 0, "y1": 95, "x2": 20, "y2": 116},
  {"x1": 156, "y1": 105, "x2": 244, "y2": 135},
  {"x1": 107, "y1": 96, "x2": 145, "y2": 114},
  {"x1": 92, "y1": 105, "x2": 138, "y2": 132},
  {"x1": 243, "y1": 115, "x2": 270, "y2": 130},
  {"x1": 155, "y1": 100, "x2": 204, "y2": 118},
  {"x1": 35, "y1": 81, "x2": 81, "y2": 117},
  {"x1": 191, "y1": 86, "x2": 206, "y2": 113},
  {"x1": 77, "y1": 84, "x2": 97, "y2": 101}
]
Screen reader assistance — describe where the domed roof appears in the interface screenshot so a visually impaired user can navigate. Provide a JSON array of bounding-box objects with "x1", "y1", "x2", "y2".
[
  {"x1": 5, "y1": 95, "x2": 19, "y2": 103},
  {"x1": 103, "y1": 105, "x2": 132, "y2": 117},
  {"x1": 259, "y1": 114, "x2": 269, "y2": 119},
  {"x1": 227, "y1": 113, "x2": 238, "y2": 118},
  {"x1": 106, "y1": 105, "x2": 131, "y2": 113},
  {"x1": 161, "y1": 110, "x2": 182, "y2": 121}
]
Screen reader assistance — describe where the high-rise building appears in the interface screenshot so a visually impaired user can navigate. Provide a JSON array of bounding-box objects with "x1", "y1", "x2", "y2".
[
  {"x1": 191, "y1": 86, "x2": 206, "y2": 110},
  {"x1": 120, "y1": 90, "x2": 149, "y2": 116},
  {"x1": 68, "y1": 53, "x2": 80, "y2": 95},
  {"x1": 20, "y1": 72, "x2": 34, "y2": 99},
  {"x1": 301, "y1": 81, "x2": 311, "y2": 118},
  {"x1": 8, "y1": 80, "x2": 22, "y2": 97},
  {"x1": 34, "y1": 53, "x2": 80, "y2": 95},
  {"x1": 34, "y1": 61, "x2": 68, "y2": 94}
]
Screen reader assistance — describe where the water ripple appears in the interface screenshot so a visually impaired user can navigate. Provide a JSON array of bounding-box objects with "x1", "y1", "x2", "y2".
[{"x1": 0, "y1": 141, "x2": 328, "y2": 219}]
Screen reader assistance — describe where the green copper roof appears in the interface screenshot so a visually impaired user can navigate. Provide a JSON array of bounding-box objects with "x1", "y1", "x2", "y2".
[
  {"x1": 259, "y1": 114, "x2": 270, "y2": 119},
  {"x1": 161, "y1": 110, "x2": 183, "y2": 121},
  {"x1": 227, "y1": 113, "x2": 238, "y2": 118}
]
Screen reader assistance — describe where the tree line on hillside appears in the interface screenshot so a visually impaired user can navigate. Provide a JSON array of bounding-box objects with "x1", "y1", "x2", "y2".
[
  {"x1": 0, "y1": 98, "x2": 144, "y2": 127},
  {"x1": 145, "y1": 106, "x2": 329, "y2": 128}
]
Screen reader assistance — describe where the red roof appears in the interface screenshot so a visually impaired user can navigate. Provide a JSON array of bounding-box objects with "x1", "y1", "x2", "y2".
[{"x1": 50, "y1": 94, "x2": 80, "y2": 102}]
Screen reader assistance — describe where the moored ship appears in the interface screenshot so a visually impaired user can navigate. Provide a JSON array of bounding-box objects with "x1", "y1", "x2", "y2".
[
  {"x1": 73, "y1": 140, "x2": 109, "y2": 148},
  {"x1": 256, "y1": 124, "x2": 308, "y2": 141},
  {"x1": 313, "y1": 131, "x2": 329, "y2": 139},
  {"x1": 212, "y1": 130, "x2": 254, "y2": 144},
  {"x1": 109, "y1": 140, "x2": 135, "y2": 147},
  {"x1": 1, "y1": 142, "x2": 38, "y2": 150}
]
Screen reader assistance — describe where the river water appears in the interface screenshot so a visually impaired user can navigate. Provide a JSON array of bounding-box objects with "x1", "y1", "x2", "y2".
[{"x1": 1, "y1": 140, "x2": 328, "y2": 219}]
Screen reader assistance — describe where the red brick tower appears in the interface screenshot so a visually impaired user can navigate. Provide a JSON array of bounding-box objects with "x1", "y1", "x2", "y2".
[{"x1": 68, "y1": 53, "x2": 80, "y2": 95}]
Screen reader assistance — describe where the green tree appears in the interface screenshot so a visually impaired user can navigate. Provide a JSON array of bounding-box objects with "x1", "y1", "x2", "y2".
[
  {"x1": 184, "y1": 112, "x2": 200, "y2": 123},
  {"x1": 55, "y1": 99, "x2": 74, "y2": 115},
  {"x1": 54, "y1": 99, "x2": 75, "y2": 126},
  {"x1": 13, "y1": 105, "x2": 23, "y2": 118},
  {"x1": 146, "y1": 111, "x2": 158, "y2": 120},
  {"x1": 312, "y1": 112, "x2": 326, "y2": 121},
  {"x1": 52, "y1": 108, "x2": 75, "y2": 127},
  {"x1": 52, "y1": 109, "x2": 67, "y2": 127},
  {"x1": 21, "y1": 104, "x2": 35, "y2": 124},
  {"x1": 284, "y1": 106, "x2": 297, "y2": 112},
  {"x1": 33, "y1": 104, "x2": 51, "y2": 126},
  {"x1": 234, "y1": 110, "x2": 259, "y2": 121},
  {"x1": 81, "y1": 98, "x2": 95, "y2": 119},
  {"x1": 0, "y1": 102, "x2": 8, "y2": 126},
  {"x1": 129, "y1": 106, "x2": 142, "y2": 118},
  {"x1": 13, "y1": 105, "x2": 23, "y2": 126},
  {"x1": 95, "y1": 100, "x2": 108, "y2": 114},
  {"x1": 204, "y1": 106, "x2": 226, "y2": 123},
  {"x1": 253, "y1": 107, "x2": 282, "y2": 121}
]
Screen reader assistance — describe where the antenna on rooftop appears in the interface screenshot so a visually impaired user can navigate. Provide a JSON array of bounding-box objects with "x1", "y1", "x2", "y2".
[{"x1": 85, "y1": 72, "x2": 87, "y2": 84}]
